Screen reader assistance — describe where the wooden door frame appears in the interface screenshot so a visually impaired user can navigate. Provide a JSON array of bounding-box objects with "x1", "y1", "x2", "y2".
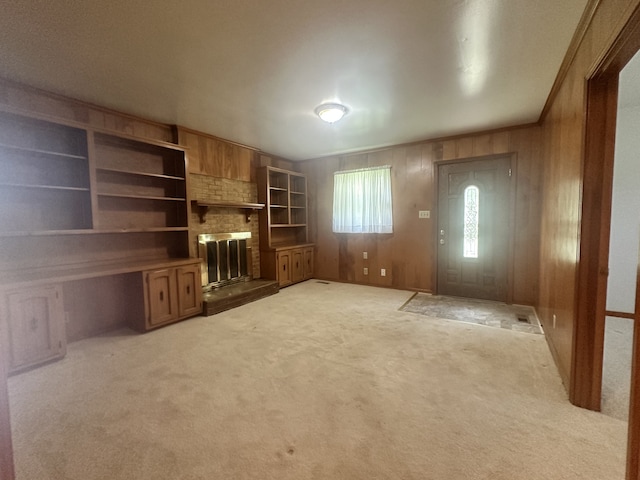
[
  {"x1": 433, "y1": 153, "x2": 517, "y2": 304},
  {"x1": 569, "y1": 4, "x2": 640, "y2": 479}
]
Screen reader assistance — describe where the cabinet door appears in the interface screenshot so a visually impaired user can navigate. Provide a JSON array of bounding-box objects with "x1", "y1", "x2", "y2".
[
  {"x1": 177, "y1": 265, "x2": 202, "y2": 318},
  {"x1": 6, "y1": 285, "x2": 66, "y2": 372},
  {"x1": 292, "y1": 249, "x2": 304, "y2": 283},
  {"x1": 145, "y1": 269, "x2": 178, "y2": 326},
  {"x1": 303, "y1": 247, "x2": 314, "y2": 280},
  {"x1": 276, "y1": 251, "x2": 292, "y2": 287}
]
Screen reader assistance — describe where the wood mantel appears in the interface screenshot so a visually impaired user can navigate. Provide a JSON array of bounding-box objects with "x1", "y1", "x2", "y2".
[{"x1": 191, "y1": 200, "x2": 265, "y2": 223}]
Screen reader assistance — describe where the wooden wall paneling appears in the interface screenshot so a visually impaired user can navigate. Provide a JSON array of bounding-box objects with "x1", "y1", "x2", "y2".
[
  {"x1": 259, "y1": 154, "x2": 296, "y2": 172},
  {"x1": 536, "y1": 0, "x2": 640, "y2": 406},
  {"x1": 337, "y1": 235, "x2": 352, "y2": 282},
  {"x1": 442, "y1": 140, "x2": 457, "y2": 160},
  {"x1": 472, "y1": 134, "x2": 494, "y2": 157},
  {"x1": 538, "y1": 79, "x2": 582, "y2": 389},
  {"x1": 351, "y1": 234, "x2": 367, "y2": 284},
  {"x1": 376, "y1": 234, "x2": 395, "y2": 288},
  {"x1": 509, "y1": 127, "x2": 543, "y2": 305},
  {"x1": 202, "y1": 137, "x2": 221, "y2": 177},
  {"x1": 302, "y1": 125, "x2": 541, "y2": 298},
  {"x1": 176, "y1": 130, "x2": 202, "y2": 174},
  {"x1": 364, "y1": 149, "x2": 394, "y2": 287},
  {"x1": 390, "y1": 145, "x2": 410, "y2": 289},
  {"x1": 456, "y1": 137, "x2": 474, "y2": 158},
  {"x1": 389, "y1": 145, "x2": 424, "y2": 290},
  {"x1": 173, "y1": 126, "x2": 256, "y2": 182},
  {"x1": 303, "y1": 155, "x2": 340, "y2": 281}
]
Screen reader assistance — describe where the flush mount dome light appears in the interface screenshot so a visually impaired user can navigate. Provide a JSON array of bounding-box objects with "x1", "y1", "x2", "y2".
[{"x1": 315, "y1": 103, "x2": 348, "y2": 123}]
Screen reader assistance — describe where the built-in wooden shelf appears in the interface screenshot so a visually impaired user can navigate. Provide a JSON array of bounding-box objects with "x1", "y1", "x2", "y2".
[
  {"x1": 98, "y1": 193, "x2": 186, "y2": 202},
  {"x1": 191, "y1": 200, "x2": 265, "y2": 223},
  {"x1": 0, "y1": 183, "x2": 90, "y2": 192},
  {"x1": 0, "y1": 142, "x2": 87, "y2": 160},
  {"x1": 96, "y1": 167, "x2": 185, "y2": 181}
]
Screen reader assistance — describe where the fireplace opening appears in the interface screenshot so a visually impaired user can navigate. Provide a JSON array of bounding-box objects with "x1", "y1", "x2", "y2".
[{"x1": 198, "y1": 232, "x2": 252, "y2": 290}]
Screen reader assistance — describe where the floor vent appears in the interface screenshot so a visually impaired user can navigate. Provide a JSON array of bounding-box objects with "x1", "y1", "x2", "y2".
[
  {"x1": 516, "y1": 315, "x2": 531, "y2": 324},
  {"x1": 316, "y1": 281, "x2": 330, "y2": 285}
]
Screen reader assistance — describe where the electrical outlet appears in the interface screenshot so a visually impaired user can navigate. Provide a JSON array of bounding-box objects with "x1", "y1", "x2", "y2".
[
  {"x1": 363, "y1": 251, "x2": 368, "y2": 259},
  {"x1": 364, "y1": 267, "x2": 368, "y2": 275},
  {"x1": 381, "y1": 268, "x2": 386, "y2": 277},
  {"x1": 419, "y1": 210, "x2": 430, "y2": 219}
]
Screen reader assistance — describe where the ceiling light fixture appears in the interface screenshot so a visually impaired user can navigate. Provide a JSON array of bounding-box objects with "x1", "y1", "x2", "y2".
[{"x1": 315, "y1": 103, "x2": 348, "y2": 123}]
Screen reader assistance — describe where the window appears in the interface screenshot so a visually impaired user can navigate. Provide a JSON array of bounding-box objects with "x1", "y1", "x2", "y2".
[
  {"x1": 463, "y1": 185, "x2": 479, "y2": 258},
  {"x1": 332, "y1": 166, "x2": 393, "y2": 234}
]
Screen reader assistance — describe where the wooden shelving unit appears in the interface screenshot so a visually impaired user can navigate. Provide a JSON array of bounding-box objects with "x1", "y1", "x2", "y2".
[
  {"x1": 93, "y1": 132, "x2": 188, "y2": 230},
  {"x1": 0, "y1": 112, "x2": 92, "y2": 233},
  {"x1": 0, "y1": 107, "x2": 202, "y2": 372},
  {"x1": 257, "y1": 166, "x2": 314, "y2": 287}
]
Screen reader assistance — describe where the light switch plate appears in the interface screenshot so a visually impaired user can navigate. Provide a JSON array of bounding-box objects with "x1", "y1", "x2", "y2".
[{"x1": 419, "y1": 210, "x2": 430, "y2": 219}]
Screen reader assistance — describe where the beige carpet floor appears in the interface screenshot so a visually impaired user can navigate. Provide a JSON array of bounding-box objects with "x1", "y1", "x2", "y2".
[
  {"x1": 602, "y1": 316, "x2": 634, "y2": 421},
  {"x1": 8, "y1": 280, "x2": 628, "y2": 479}
]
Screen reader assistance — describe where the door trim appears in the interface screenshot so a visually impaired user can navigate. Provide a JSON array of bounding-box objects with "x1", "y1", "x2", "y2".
[
  {"x1": 570, "y1": 4, "x2": 640, "y2": 479},
  {"x1": 433, "y1": 153, "x2": 517, "y2": 304},
  {"x1": 570, "y1": 1, "x2": 640, "y2": 411}
]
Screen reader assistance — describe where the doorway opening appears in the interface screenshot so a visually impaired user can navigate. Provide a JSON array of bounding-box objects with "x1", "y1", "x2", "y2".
[
  {"x1": 601, "y1": 49, "x2": 640, "y2": 421},
  {"x1": 571, "y1": 5, "x2": 640, "y2": 477}
]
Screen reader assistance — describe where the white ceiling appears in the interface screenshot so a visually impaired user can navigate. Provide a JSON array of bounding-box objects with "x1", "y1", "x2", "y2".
[{"x1": 0, "y1": 0, "x2": 588, "y2": 160}]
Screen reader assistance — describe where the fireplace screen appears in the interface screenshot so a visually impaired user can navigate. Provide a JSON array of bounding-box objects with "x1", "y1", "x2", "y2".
[{"x1": 198, "y1": 232, "x2": 251, "y2": 289}]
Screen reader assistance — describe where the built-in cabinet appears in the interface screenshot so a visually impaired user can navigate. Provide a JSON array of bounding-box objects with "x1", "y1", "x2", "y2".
[
  {"x1": 275, "y1": 245, "x2": 314, "y2": 287},
  {"x1": 2, "y1": 285, "x2": 66, "y2": 374},
  {"x1": 136, "y1": 263, "x2": 202, "y2": 331},
  {"x1": 0, "y1": 107, "x2": 201, "y2": 372},
  {"x1": 258, "y1": 166, "x2": 314, "y2": 287}
]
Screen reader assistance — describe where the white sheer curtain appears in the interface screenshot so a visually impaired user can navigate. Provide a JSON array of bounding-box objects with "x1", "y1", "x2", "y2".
[{"x1": 332, "y1": 166, "x2": 393, "y2": 233}]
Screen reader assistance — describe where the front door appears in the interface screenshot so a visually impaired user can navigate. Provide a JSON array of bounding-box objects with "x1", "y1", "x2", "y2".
[{"x1": 437, "y1": 156, "x2": 512, "y2": 302}]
